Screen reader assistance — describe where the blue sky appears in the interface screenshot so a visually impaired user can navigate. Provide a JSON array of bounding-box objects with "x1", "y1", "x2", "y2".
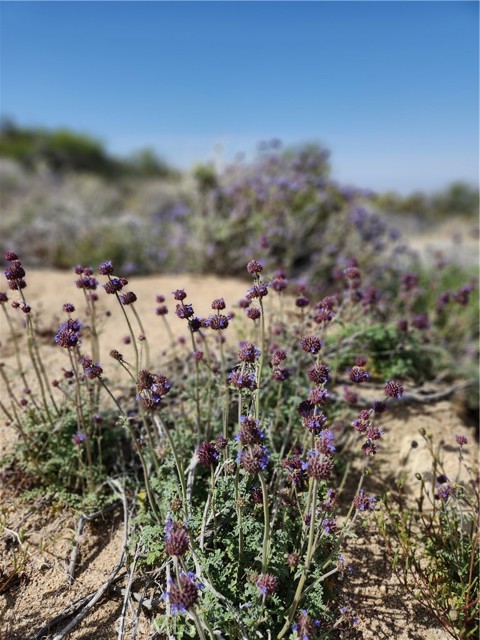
[{"x1": 1, "y1": 1, "x2": 478, "y2": 193}]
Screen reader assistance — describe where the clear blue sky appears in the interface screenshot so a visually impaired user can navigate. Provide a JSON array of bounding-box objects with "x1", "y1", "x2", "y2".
[{"x1": 1, "y1": 1, "x2": 478, "y2": 193}]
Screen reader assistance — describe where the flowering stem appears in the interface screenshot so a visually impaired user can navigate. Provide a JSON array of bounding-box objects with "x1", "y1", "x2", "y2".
[
  {"x1": 131, "y1": 303, "x2": 150, "y2": 369},
  {"x1": 258, "y1": 472, "x2": 270, "y2": 573},
  {"x1": 154, "y1": 415, "x2": 187, "y2": 510},
  {"x1": 254, "y1": 296, "x2": 266, "y2": 422},
  {"x1": 112, "y1": 288, "x2": 140, "y2": 376},
  {"x1": 278, "y1": 478, "x2": 318, "y2": 638}
]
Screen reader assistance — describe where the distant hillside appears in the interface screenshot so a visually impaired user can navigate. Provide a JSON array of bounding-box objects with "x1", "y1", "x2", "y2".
[{"x1": 0, "y1": 118, "x2": 179, "y2": 180}]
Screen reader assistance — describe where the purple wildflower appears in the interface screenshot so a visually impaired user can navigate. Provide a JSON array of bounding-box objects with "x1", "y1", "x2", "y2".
[
  {"x1": 256, "y1": 573, "x2": 278, "y2": 596},
  {"x1": 385, "y1": 380, "x2": 404, "y2": 399}
]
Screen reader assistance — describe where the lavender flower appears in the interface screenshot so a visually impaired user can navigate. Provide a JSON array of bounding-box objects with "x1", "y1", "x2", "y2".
[
  {"x1": 54, "y1": 318, "x2": 82, "y2": 348},
  {"x1": 166, "y1": 572, "x2": 202, "y2": 614},
  {"x1": 80, "y1": 356, "x2": 103, "y2": 380},
  {"x1": 349, "y1": 366, "x2": 369, "y2": 383},
  {"x1": 237, "y1": 416, "x2": 265, "y2": 445},
  {"x1": 197, "y1": 441, "x2": 219, "y2": 466},
  {"x1": 73, "y1": 431, "x2": 87, "y2": 445},
  {"x1": 455, "y1": 434, "x2": 468, "y2": 447},
  {"x1": 353, "y1": 489, "x2": 376, "y2": 511},
  {"x1": 237, "y1": 445, "x2": 270, "y2": 474},
  {"x1": 164, "y1": 518, "x2": 189, "y2": 557},
  {"x1": 98, "y1": 260, "x2": 114, "y2": 275},
  {"x1": 256, "y1": 573, "x2": 278, "y2": 596},
  {"x1": 238, "y1": 341, "x2": 261, "y2": 363},
  {"x1": 120, "y1": 291, "x2": 137, "y2": 305},
  {"x1": 247, "y1": 260, "x2": 263, "y2": 274},
  {"x1": 384, "y1": 380, "x2": 404, "y2": 399},
  {"x1": 300, "y1": 336, "x2": 323, "y2": 355},
  {"x1": 302, "y1": 451, "x2": 333, "y2": 480}
]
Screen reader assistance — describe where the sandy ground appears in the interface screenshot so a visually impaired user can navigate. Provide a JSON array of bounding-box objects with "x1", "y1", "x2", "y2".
[{"x1": 0, "y1": 269, "x2": 478, "y2": 640}]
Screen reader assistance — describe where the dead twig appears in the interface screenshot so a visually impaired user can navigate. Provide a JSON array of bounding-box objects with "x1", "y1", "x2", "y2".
[{"x1": 66, "y1": 501, "x2": 121, "y2": 585}]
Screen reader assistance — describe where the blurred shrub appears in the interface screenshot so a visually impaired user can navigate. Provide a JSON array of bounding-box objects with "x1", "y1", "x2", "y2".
[
  {"x1": 373, "y1": 182, "x2": 479, "y2": 221},
  {"x1": 0, "y1": 118, "x2": 177, "y2": 179}
]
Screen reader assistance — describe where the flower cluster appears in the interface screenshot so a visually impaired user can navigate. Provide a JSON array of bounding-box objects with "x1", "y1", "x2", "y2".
[
  {"x1": 165, "y1": 571, "x2": 202, "y2": 614},
  {"x1": 54, "y1": 318, "x2": 83, "y2": 349},
  {"x1": 164, "y1": 518, "x2": 189, "y2": 557},
  {"x1": 136, "y1": 369, "x2": 171, "y2": 412},
  {"x1": 4, "y1": 254, "x2": 25, "y2": 289}
]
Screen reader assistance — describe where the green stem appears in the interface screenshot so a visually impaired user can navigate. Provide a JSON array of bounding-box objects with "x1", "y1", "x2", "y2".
[
  {"x1": 258, "y1": 472, "x2": 270, "y2": 573},
  {"x1": 277, "y1": 478, "x2": 318, "y2": 638}
]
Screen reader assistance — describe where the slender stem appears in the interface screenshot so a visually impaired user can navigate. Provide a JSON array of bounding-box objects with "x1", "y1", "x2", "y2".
[
  {"x1": 154, "y1": 415, "x2": 187, "y2": 510},
  {"x1": 277, "y1": 478, "x2": 318, "y2": 638},
  {"x1": 131, "y1": 304, "x2": 150, "y2": 369},
  {"x1": 258, "y1": 472, "x2": 270, "y2": 573}
]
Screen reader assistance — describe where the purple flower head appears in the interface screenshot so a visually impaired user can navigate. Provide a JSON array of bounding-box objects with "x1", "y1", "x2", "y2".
[
  {"x1": 80, "y1": 356, "x2": 103, "y2": 380},
  {"x1": 237, "y1": 416, "x2": 265, "y2": 445},
  {"x1": 237, "y1": 444, "x2": 270, "y2": 474},
  {"x1": 272, "y1": 366, "x2": 290, "y2": 381},
  {"x1": 316, "y1": 429, "x2": 335, "y2": 455},
  {"x1": 455, "y1": 434, "x2": 468, "y2": 447},
  {"x1": 353, "y1": 489, "x2": 376, "y2": 511},
  {"x1": 197, "y1": 441, "x2": 219, "y2": 466},
  {"x1": 120, "y1": 291, "x2": 137, "y2": 305},
  {"x1": 5, "y1": 252, "x2": 19, "y2": 262},
  {"x1": 164, "y1": 520, "x2": 189, "y2": 556},
  {"x1": 247, "y1": 259, "x2": 263, "y2": 274},
  {"x1": 76, "y1": 276, "x2": 98, "y2": 290},
  {"x1": 238, "y1": 341, "x2": 261, "y2": 363},
  {"x1": 344, "y1": 266, "x2": 361, "y2": 280},
  {"x1": 103, "y1": 278, "x2": 124, "y2": 294},
  {"x1": 307, "y1": 364, "x2": 330, "y2": 385},
  {"x1": 361, "y1": 440, "x2": 379, "y2": 456},
  {"x1": 435, "y1": 477, "x2": 456, "y2": 500},
  {"x1": 412, "y1": 313, "x2": 430, "y2": 330},
  {"x1": 295, "y1": 295, "x2": 310, "y2": 308},
  {"x1": 271, "y1": 276, "x2": 288, "y2": 292},
  {"x1": 302, "y1": 451, "x2": 333, "y2": 480},
  {"x1": 298, "y1": 400, "x2": 315, "y2": 419},
  {"x1": 63, "y1": 303, "x2": 75, "y2": 313},
  {"x1": 349, "y1": 366, "x2": 369, "y2": 383},
  {"x1": 228, "y1": 370, "x2": 257, "y2": 391},
  {"x1": 305, "y1": 413, "x2": 328, "y2": 436},
  {"x1": 211, "y1": 297, "x2": 226, "y2": 310},
  {"x1": 300, "y1": 336, "x2": 323, "y2": 355},
  {"x1": 5, "y1": 262, "x2": 26, "y2": 281},
  {"x1": 246, "y1": 283, "x2": 269, "y2": 300},
  {"x1": 73, "y1": 431, "x2": 87, "y2": 445},
  {"x1": 309, "y1": 387, "x2": 329, "y2": 406},
  {"x1": 54, "y1": 318, "x2": 82, "y2": 349},
  {"x1": 322, "y1": 518, "x2": 337, "y2": 535},
  {"x1": 156, "y1": 294, "x2": 165, "y2": 303},
  {"x1": 401, "y1": 272, "x2": 419, "y2": 291},
  {"x1": 385, "y1": 380, "x2": 404, "y2": 399},
  {"x1": 0, "y1": 292, "x2": 8, "y2": 303},
  {"x1": 175, "y1": 303, "x2": 194, "y2": 319},
  {"x1": 167, "y1": 572, "x2": 202, "y2": 614},
  {"x1": 156, "y1": 305, "x2": 168, "y2": 316},
  {"x1": 207, "y1": 313, "x2": 229, "y2": 330},
  {"x1": 172, "y1": 289, "x2": 187, "y2": 301},
  {"x1": 256, "y1": 573, "x2": 277, "y2": 596},
  {"x1": 98, "y1": 261, "x2": 114, "y2": 275},
  {"x1": 292, "y1": 609, "x2": 318, "y2": 639},
  {"x1": 246, "y1": 307, "x2": 261, "y2": 320}
]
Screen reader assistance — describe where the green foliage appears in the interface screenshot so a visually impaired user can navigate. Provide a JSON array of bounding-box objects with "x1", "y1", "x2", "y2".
[
  {"x1": 0, "y1": 118, "x2": 177, "y2": 179},
  {"x1": 331, "y1": 322, "x2": 441, "y2": 383},
  {"x1": 374, "y1": 182, "x2": 479, "y2": 221}
]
